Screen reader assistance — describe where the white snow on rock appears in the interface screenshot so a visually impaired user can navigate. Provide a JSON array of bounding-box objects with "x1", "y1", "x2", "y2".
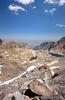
[
  {"x1": 37, "y1": 79, "x2": 43, "y2": 84},
  {"x1": 0, "y1": 65, "x2": 3, "y2": 68},
  {"x1": 0, "y1": 65, "x2": 36, "y2": 86},
  {"x1": 0, "y1": 71, "x2": 26, "y2": 85},
  {"x1": 21, "y1": 61, "x2": 27, "y2": 64},
  {"x1": 50, "y1": 66, "x2": 60, "y2": 70},
  {"x1": 30, "y1": 60, "x2": 36, "y2": 63},
  {"x1": 0, "y1": 65, "x2": 3, "y2": 74},
  {"x1": 50, "y1": 70, "x2": 55, "y2": 76},
  {"x1": 47, "y1": 60, "x2": 59, "y2": 66},
  {"x1": 27, "y1": 65, "x2": 36, "y2": 73}
]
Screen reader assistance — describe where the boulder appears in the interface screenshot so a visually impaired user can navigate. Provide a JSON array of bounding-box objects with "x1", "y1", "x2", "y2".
[{"x1": 28, "y1": 80, "x2": 58, "y2": 96}]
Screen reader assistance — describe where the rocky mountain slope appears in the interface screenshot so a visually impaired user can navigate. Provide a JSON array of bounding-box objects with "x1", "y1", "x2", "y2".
[
  {"x1": 34, "y1": 37, "x2": 65, "y2": 51},
  {"x1": 52, "y1": 37, "x2": 65, "y2": 51},
  {"x1": 0, "y1": 39, "x2": 65, "y2": 100},
  {"x1": 34, "y1": 41, "x2": 55, "y2": 50}
]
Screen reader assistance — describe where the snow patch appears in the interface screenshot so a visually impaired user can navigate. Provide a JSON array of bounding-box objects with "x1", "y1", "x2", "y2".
[
  {"x1": 51, "y1": 70, "x2": 55, "y2": 76},
  {"x1": 37, "y1": 79, "x2": 43, "y2": 84},
  {"x1": 30, "y1": 60, "x2": 36, "y2": 63},
  {"x1": 27, "y1": 65, "x2": 36, "y2": 73},
  {"x1": 0, "y1": 65, "x2": 36, "y2": 85},
  {"x1": 50, "y1": 66, "x2": 60, "y2": 70},
  {"x1": 0, "y1": 65, "x2": 3, "y2": 68},
  {"x1": 0, "y1": 65, "x2": 3, "y2": 74},
  {"x1": 47, "y1": 60, "x2": 59, "y2": 66},
  {"x1": 21, "y1": 61, "x2": 26, "y2": 64}
]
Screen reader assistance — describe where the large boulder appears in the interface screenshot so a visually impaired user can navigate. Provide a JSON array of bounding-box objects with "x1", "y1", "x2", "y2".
[{"x1": 28, "y1": 80, "x2": 58, "y2": 96}]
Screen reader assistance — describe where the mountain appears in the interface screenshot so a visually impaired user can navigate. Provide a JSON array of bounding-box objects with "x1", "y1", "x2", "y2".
[
  {"x1": 52, "y1": 37, "x2": 65, "y2": 50},
  {"x1": 34, "y1": 37, "x2": 65, "y2": 51},
  {"x1": 34, "y1": 41, "x2": 55, "y2": 50}
]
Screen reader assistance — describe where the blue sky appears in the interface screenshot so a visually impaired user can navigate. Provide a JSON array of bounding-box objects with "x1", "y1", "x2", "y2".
[{"x1": 0, "y1": 0, "x2": 65, "y2": 45}]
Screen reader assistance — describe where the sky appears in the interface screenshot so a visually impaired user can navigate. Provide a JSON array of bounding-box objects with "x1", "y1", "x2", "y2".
[{"x1": 0, "y1": 0, "x2": 65, "y2": 45}]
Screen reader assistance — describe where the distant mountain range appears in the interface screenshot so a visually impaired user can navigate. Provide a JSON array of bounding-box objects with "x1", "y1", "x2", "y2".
[
  {"x1": 34, "y1": 41, "x2": 55, "y2": 50},
  {"x1": 34, "y1": 37, "x2": 65, "y2": 50},
  {"x1": 0, "y1": 37, "x2": 65, "y2": 51}
]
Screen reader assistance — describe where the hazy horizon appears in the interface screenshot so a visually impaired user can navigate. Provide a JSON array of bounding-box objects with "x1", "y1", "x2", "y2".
[
  {"x1": 1, "y1": 36, "x2": 64, "y2": 47},
  {"x1": 0, "y1": 0, "x2": 65, "y2": 44}
]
